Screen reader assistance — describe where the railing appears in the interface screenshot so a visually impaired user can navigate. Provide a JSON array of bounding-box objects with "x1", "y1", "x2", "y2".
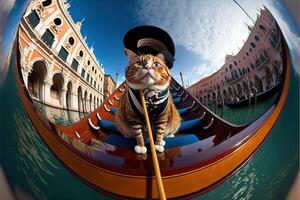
[
  {"x1": 269, "y1": 29, "x2": 281, "y2": 50},
  {"x1": 255, "y1": 52, "x2": 269, "y2": 70},
  {"x1": 227, "y1": 73, "x2": 243, "y2": 85}
]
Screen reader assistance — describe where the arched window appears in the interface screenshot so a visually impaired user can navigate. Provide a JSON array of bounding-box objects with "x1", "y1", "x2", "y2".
[
  {"x1": 254, "y1": 35, "x2": 260, "y2": 41},
  {"x1": 58, "y1": 47, "x2": 69, "y2": 62},
  {"x1": 259, "y1": 24, "x2": 265, "y2": 31},
  {"x1": 234, "y1": 61, "x2": 237, "y2": 66},
  {"x1": 27, "y1": 10, "x2": 40, "y2": 28},
  {"x1": 250, "y1": 42, "x2": 256, "y2": 48},
  {"x1": 41, "y1": 29, "x2": 54, "y2": 48},
  {"x1": 87, "y1": 60, "x2": 90, "y2": 65},
  {"x1": 249, "y1": 47, "x2": 252, "y2": 52}
]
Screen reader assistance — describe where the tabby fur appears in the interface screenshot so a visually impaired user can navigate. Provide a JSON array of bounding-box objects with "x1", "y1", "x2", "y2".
[{"x1": 115, "y1": 49, "x2": 181, "y2": 154}]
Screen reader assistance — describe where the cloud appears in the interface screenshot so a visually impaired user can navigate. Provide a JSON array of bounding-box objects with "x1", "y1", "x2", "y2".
[
  {"x1": 0, "y1": 0, "x2": 16, "y2": 73},
  {"x1": 135, "y1": 0, "x2": 293, "y2": 83},
  {"x1": 0, "y1": 0, "x2": 16, "y2": 36}
]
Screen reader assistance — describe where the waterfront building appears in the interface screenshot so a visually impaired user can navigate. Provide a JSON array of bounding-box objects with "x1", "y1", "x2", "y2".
[
  {"x1": 103, "y1": 74, "x2": 116, "y2": 100},
  {"x1": 18, "y1": 0, "x2": 105, "y2": 113},
  {"x1": 187, "y1": 8, "x2": 283, "y2": 106}
]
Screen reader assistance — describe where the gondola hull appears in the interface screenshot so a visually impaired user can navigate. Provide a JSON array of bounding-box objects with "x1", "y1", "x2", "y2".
[{"x1": 12, "y1": 29, "x2": 291, "y2": 199}]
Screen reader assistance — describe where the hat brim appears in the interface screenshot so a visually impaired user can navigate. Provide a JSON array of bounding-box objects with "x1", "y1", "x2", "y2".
[{"x1": 123, "y1": 25, "x2": 175, "y2": 68}]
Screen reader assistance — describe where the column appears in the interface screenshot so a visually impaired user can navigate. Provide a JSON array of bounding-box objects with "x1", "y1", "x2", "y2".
[
  {"x1": 72, "y1": 93, "x2": 78, "y2": 111},
  {"x1": 61, "y1": 87, "x2": 67, "y2": 109},
  {"x1": 44, "y1": 77, "x2": 53, "y2": 105},
  {"x1": 22, "y1": 67, "x2": 31, "y2": 89}
]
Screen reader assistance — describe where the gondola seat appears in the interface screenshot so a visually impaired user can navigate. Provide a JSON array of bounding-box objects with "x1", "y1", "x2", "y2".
[
  {"x1": 111, "y1": 107, "x2": 118, "y2": 115},
  {"x1": 103, "y1": 134, "x2": 199, "y2": 149},
  {"x1": 98, "y1": 117, "x2": 203, "y2": 135},
  {"x1": 178, "y1": 118, "x2": 203, "y2": 132},
  {"x1": 178, "y1": 107, "x2": 189, "y2": 115},
  {"x1": 109, "y1": 107, "x2": 189, "y2": 116},
  {"x1": 172, "y1": 92, "x2": 178, "y2": 98},
  {"x1": 173, "y1": 97, "x2": 181, "y2": 104}
]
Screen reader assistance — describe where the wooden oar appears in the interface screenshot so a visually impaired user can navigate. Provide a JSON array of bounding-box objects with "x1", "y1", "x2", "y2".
[{"x1": 139, "y1": 90, "x2": 166, "y2": 200}]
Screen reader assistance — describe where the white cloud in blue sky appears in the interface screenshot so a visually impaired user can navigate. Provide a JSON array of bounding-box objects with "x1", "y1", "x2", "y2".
[
  {"x1": 69, "y1": 0, "x2": 299, "y2": 85},
  {"x1": 135, "y1": 0, "x2": 299, "y2": 84}
]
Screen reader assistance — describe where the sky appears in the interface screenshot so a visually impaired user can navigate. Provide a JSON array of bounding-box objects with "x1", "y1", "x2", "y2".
[
  {"x1": 0, "y1": 0, "x2": 299, "y2": 85},
  {"x1": 66, "y1": 0, "x2": 299, "y2": 86},
  {"x1": 0, "y1": 0, "x2": 29, "y2": 79}
]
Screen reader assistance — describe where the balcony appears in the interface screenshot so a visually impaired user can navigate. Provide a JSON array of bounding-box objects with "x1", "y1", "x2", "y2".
[
  {"x1": 255, "y1": 51, "x2": 269, "y2": 70},
  {"x1": 269, "y1": 30, "x2": 281, "y2": 50}
]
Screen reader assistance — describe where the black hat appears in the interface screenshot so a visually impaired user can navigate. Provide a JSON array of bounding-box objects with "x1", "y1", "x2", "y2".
[{"x1": 123, "y1": 25, "x2": 175, "y2": 69}]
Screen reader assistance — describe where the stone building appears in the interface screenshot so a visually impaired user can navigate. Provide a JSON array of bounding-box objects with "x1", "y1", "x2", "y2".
[
  {"x1": 103, "y1": 75, "x2": 116, "y2": 100},
  {"x1": 187, "y1": 8, "x2": 283, "y2": 106},
  {"x1": 18, "y1": 0, "x2": 105, "y2": 113}
]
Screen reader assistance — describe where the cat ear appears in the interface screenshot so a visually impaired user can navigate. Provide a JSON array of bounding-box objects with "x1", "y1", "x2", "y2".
[
  {"x1": 124, "y1": 48, "x2": 137, "y2": 60},
  {"x1": 156, "y1": 53, "x2": 165, "y2": 62}
]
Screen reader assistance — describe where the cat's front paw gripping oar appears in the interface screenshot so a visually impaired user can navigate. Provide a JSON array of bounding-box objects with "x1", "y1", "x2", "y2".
[{"x1": 140, "y1": 90, "x2": 166, "y2": 200}]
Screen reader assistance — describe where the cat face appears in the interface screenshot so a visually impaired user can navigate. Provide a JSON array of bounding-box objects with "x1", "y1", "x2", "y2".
[{"x1": 125, "y1": 48, "x2": 171, "y2": 90}]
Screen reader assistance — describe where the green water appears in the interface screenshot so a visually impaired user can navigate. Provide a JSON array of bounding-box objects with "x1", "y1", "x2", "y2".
[
  {"x1": 207, "y1": 94, "x2": 278, "y2": 125},
  {"x1": 0, "y1": 52, "x2": 298, "y2": 200}
]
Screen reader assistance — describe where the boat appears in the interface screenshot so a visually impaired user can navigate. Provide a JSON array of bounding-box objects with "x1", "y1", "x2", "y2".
[
  {"x1": 13, "y1": 28, "x2": 290, "y2": 199},
  {"x1": 224, "y1": 83, "x2": 280, "y2": 108}
]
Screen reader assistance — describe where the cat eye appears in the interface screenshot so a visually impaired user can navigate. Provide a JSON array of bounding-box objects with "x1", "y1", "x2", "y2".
[
  {"x1": 136, "y1": 61, "x2": 144, "y2": 66},
  {"x1": 152, "y1": 62, "x2": 161, "y2": 67}
]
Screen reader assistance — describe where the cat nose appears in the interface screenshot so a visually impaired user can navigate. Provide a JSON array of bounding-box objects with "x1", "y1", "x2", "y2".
[{"x1": 144, "y1": 65, "x2": 153, "y2": 70}]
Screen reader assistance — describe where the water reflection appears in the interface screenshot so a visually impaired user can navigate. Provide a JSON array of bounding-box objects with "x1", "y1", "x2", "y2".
[
  {"x1": 14, "y1": 110, "x2": 59, "y2": 200},
  {"x1": 34, "y1": 100, "x2": 85, "y2": 125}
]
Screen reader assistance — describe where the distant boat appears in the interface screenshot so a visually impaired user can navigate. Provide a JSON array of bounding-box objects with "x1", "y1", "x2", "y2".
[
  {"x1": 14, "y1": 32, "x2": 290, "y2": 199},
  {"x1": 224, "y1": 83, "x2": 280, "y2": 108}
]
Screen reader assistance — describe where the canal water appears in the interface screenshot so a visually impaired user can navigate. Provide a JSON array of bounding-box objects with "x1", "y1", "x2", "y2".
[
  {"x1": 33, "y1": 100, "x2": 86, "y2": 126},
  {"x1": 0, "y1": 49, "x2": 298, "y2": 200},
  {"x1": 33, "y1": 90, "x2": 278, "y2": 127}
]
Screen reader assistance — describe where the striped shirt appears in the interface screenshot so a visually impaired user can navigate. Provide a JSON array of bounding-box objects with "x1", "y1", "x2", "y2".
[{"x1": 127, "y1": 87, "x2": 169, "y2": 119}]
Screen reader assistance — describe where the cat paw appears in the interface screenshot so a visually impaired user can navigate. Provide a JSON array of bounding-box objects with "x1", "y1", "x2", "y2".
[
  {"x1": 134, "y1": 146, "x2": 147, "y2": 154},
  {"x1": 166, "y1": 134, "x2": 175, "y2": 138},
  {"x1": 155, "y1": 145, "x2": 164, "y2": 153},
  {"x1": 158, "y1": 140, "x2": 165, "y2": 146}
]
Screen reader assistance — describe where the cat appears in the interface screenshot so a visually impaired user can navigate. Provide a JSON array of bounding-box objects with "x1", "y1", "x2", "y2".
[{"x1": 115, "y1": 48, "x2": 181, "y2": 154}]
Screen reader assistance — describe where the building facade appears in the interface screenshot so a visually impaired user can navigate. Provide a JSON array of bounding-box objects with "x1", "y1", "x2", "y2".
[
  {"x1": 187, "y1": 8, "x2": 283, "y2": 106},
  {"x1": 103, "y1": 75, "x2": 116, "y2": 100},
  {"x1": 18, "y1": 0, "x2": 105, "y2": 113}
]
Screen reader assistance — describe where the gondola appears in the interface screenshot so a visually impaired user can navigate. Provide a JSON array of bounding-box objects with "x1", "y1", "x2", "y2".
[
  {"x1": 224, "y1": 82, "x2": 280, "y2": 108},
  {"x1": 14, "y1": 30, "x2": 290, "y2": 199}
]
